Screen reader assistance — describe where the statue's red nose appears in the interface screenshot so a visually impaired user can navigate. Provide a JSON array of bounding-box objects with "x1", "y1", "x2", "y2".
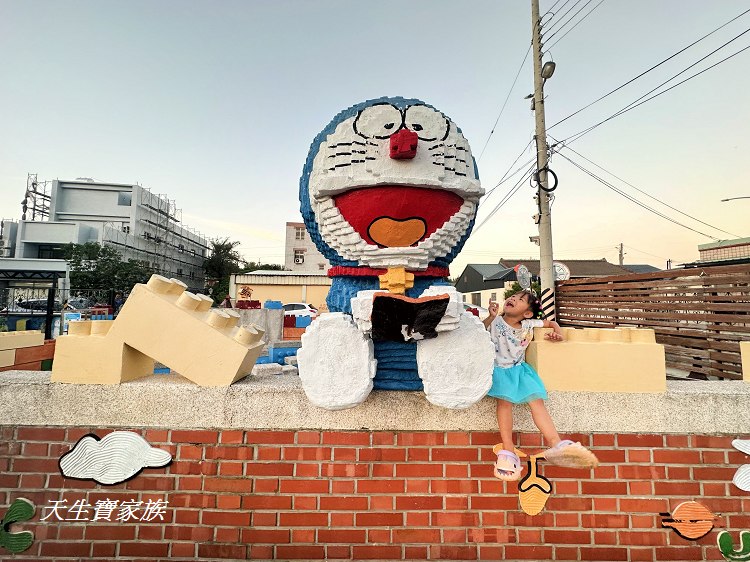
[{"x1": 389, "y1": 128, "x2": 418, "y2": 160}]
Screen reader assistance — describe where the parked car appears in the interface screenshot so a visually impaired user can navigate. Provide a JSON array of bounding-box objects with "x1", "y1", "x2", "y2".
[
  {"x1": 462, "y1": 303, "x2": 489, "y2": 320},
  {"x1": 282, "y1": 303, "x2": 318, "y2": 318},
  {"x1": 1, "y1": 299, "x2": 62, "y2": 313}
]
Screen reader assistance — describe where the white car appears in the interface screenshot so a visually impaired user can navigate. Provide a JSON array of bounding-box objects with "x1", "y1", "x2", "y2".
[
  {"x1": 462, "y1": 303, "x2": 489, "y2": 320},
  {"x1": 282, "y1": 303, "x2": 318, "y2": 318}
]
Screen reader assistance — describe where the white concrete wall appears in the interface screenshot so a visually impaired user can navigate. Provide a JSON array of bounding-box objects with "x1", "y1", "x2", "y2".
[{"x1": 284, "y1": 222, "x2": 329, "y2": 273}]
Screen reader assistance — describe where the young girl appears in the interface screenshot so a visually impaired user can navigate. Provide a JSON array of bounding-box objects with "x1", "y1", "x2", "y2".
[{"x1": 483, "y1": 290, "x2": 598, "y2": 481}]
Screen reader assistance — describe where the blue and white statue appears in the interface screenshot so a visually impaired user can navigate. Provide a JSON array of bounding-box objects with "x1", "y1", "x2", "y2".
[{"x1": 297, "y1": 97, "x2": 494, "y2": 410}]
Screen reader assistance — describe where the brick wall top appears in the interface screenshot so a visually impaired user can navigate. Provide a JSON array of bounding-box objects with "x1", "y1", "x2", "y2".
[{"x1": 1, "y1": 371, "x2": 749, "y2": 434}]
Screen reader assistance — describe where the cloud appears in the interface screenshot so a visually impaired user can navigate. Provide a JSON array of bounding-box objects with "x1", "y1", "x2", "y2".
[{"x1": 59, "y1": 432, "x2": 172, "y2": 485}]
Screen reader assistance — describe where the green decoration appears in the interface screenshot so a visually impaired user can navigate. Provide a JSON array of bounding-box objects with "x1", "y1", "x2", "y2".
[
  {"x1": 0, "y1": 498, "x2": 35, "y2": 554},
  {"x1": 719, "y1": 531, "x2": 750, "y2": 561}
]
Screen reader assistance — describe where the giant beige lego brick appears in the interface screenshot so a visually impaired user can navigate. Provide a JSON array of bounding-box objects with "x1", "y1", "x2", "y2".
[
  {"x1": 0, "y1": 349, "x2": 15, "y2": 368},
  {"x1": 51, "y1": 320, "x2": 155, "y2": 384},
  {"x1": 107, "y1": 275, "x2": 265, "y2": 387},
  {"x1": 742, "y1": 341, "x2": 750, "y2": 382},
  {"x1": 0, "y1": 331, "x2": 44, "y2": 351},
  {"x1": 526, "y1": 327, "x2": 666, "y2": 393}
]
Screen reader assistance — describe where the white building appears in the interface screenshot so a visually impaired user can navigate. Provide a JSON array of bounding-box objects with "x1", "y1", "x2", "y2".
[
  {"x1": 284, "y1": 221, "x2": 329, "y2": 273},
  {"x1": 1, "y1": 178, "x2": 209, "y2": 290}
]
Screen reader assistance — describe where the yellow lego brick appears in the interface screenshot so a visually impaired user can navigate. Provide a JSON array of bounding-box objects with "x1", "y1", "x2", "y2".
[
  {"x1": 107, "y1": 275, "x2": 265, "y2": 387},
  {"x1": 742, "y1": 341, "x2": 750, "y2": 382},
  {"x1": 0, "y1": 330, "x2": 44, "y2": 351},
  {"x1": 0, "y1": 349, "x2": 15, "y2": 368},
  {"x1": 51, "y1": 320, "x2": 155, "y2": 384},
  {"x1": 526, "y1": 327, "x2": 666, "y2": 393}
]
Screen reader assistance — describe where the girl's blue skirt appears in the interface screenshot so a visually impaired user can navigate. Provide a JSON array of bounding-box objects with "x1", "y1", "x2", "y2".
[{"x1": 487, "y1": 361, "x2": 548, "y2": 404}]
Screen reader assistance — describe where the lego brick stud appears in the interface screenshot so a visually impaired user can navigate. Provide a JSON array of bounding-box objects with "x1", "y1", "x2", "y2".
[
  {"x1": 234, "y1": 325, "x2": 264, "y2": 346},
  {"x1": 90, "y1": 320, "x2": 114, "y2": 336},
  {"x1": 176, "y1": 292, "x2": 201, "y2": 311},
  {"x1": 146, "y1": 274, "x2": 174, "y2": 294},
  {"x1": 628, "y1": 329, "x2": 656, "y2": 344},
  {"x1": 224, "y1": 310, "x2": 241, "y2": 328},
  {"x1": 208, "y1": 310, "x2": 230, "y2": 329},
  {"x1": 167, "y1": 278, "x2": 188, "y2": 296},
  {"x1": 196, "y1": 294, "x2": 213, "y2": 312},
  {"x1": 68, "y1": 320, "x2": 92, "y2": 336}
]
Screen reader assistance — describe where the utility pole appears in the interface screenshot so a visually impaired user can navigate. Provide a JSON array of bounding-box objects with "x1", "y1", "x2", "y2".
[
  {"x1": 531, "y1": 0, "x2": 556, "y2": 320},
  {"x1": 617, "y1": 243, "x2": 625, "y2": 266}
]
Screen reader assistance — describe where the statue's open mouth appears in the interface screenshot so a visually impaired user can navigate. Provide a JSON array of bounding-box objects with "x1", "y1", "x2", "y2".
[{"x1": 333, "y1": 186, "x2": 463, "y2": 248}]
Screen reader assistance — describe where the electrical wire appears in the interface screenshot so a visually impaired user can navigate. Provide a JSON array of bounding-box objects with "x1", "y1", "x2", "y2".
[
  {"x1": 545, "y1": 0, "x2": 605, "y2": 51},
  {"x1": 481, "y1": 152, "x2": 537, "y2": 205},
  {"x1": 558, "y1": 37, "x2": 750, "y2": 146},
  {"x1": 543, "y1": 0, "x2": 596, "y2": 44},
  {"x1": 477, "y1": 43, "x2": 532, "y2": 163},
  {"x1": 553, "y1": 141, "x2": 742, "y2": 238},
  {"x1": 548, "y1": 7, "x2": 750, "y2": 130},
  {"x1": 543, "y1": 0, "x2": 567, "y2": 17},
  {"x1": 623, "y1": 245, "x2": 670, "y2": 261},
  {"x1": 557, "y1": 152, "x2": 720, "y2": 240},
  {"x1": 542, "y1": 0, "x2": 583, "y2": 36},
  {"x1": 474, "y1": 162, "x2": 536, "y2": 233}
]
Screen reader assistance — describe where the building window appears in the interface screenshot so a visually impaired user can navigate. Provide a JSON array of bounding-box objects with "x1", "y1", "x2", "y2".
[
  {"x1": 318, "y1": 263, "x2": 325, "y2": 270},
  {"x1": 179, "y1": 244, "x2": 184, "y2": 252},
  {"x1": 189, "y1": 270, "x2": 195, "y2": 279},
  {"x1": 121, "y1": 223, "x2": 130, "y2": 234},
  {"x1": 117, "y1": 192, "x2": 132, "y2": 206},
  {"x1": 471, "y1": 293, "x2": 481, "y2": 306},
  {"x1": 176, "y1": 268, "x2": 183, "y2": 276},
  {"x1": 295, "y1": 227, "x2": 306, "y2": 240},
  {"x1": 37, "y1": 245, "x2": 65, "y2": 259},
  {"x1": 490, "y1": 292, "x2": 497, "y2": 301},
  {"x1": 294, "y1": 249, "x2": 305, "y2": 265}
]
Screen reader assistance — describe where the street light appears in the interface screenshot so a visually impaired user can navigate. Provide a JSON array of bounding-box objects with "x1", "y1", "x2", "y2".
[{"x1": 721, "y1": 196, "x2": 750, "y2": 202}]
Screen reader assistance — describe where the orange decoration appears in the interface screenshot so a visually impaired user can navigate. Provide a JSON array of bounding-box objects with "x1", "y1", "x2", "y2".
[{"x1": 660, "y1": 501, "x2": 716, "y2": 540}]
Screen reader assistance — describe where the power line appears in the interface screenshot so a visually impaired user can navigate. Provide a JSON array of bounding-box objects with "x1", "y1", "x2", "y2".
[
  {"x1": 543, "y1": 0, "x2": 568, "y2": 17},
  {"x1": 481, "y1": 151, "x2": 536, "y2": 207},
  {"x1": 623, "y1": 244, "x2": 670, "y2": 261},
  {"x1": 558, "y1": 152, "x2": 720, "y2": 240},
  {"x1": 554, "y1": 141, "x2": 741, "y2": 238},
  {"x1": 548, "y1": 7, "x2": 750, "y2": 130},
  {"x1": 545, "y1": 0, "x2": 605, "y2": 51},
  {"x1": 543, "y1": 0, "x2": 596, "y2": 44},
  {"x1": 542, "y1": 0, "x2": 583, "y2": 36},
  {"x1": 556, "y1": 30, "x2": 750, "y2": 145},
  {"x1": 477, "y1": 43, "x2": 532, "y2": 162},
  {"x1": 474, "y1": 163, "x2": 536, "y2": 233}
]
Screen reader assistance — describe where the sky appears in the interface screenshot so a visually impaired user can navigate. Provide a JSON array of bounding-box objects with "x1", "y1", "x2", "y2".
[{"x1": 1, "y1": 0, "x2": 748, "y2": 277}]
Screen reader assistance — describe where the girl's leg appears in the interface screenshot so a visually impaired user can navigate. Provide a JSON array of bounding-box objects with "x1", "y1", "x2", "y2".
[
  {"x1": 528, "y1": 399, "x2": 561, "y2": 447},
  {"x1": 496, "y1": 399, "x2": 514, "y2": 450}
]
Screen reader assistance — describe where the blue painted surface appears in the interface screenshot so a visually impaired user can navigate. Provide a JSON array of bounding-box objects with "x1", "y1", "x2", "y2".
[
  {"x1": 373, "y1": 340, "x2": 423, "y2": 391},
  {"x1": 295, "y1": 316, "x2": 312, "y2": 328},
  {"x1": 264, "y1": 300, "x2": 283, "y2": 310},
  {"x1": 153, "y1": 367, "x2": 170, "y2": 374}
]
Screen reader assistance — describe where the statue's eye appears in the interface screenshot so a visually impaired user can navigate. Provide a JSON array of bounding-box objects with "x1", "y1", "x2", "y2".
[
  {"x1": 404, "y1": 105, "x2": 449, "y2": 141},
  {"x1": 354, "y1": 104, "x2": 404, "y2": 139}
]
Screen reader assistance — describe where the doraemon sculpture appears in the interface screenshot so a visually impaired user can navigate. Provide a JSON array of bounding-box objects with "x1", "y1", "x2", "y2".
[{"x1": 297, "y1": 97, "x2": 495, "y2": 410}]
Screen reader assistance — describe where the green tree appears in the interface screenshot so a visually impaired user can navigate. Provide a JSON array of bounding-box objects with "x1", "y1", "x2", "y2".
[
  {"x1": 504, "y1": 281, "x2": 542, "y2": 300},
  {"x1": 241, "y1": 261, "x2": 286, "y2": 273},
  {"x1": 203, "y1": 238, "x2": 244, "y2": 303},
  {"x1": 64, "y1": 242, "x2": 154, "y2": 291}
]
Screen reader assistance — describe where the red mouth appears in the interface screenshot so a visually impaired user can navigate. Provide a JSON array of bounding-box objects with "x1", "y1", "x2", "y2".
[{"x1": 332, "y1": 186, "x2": 464, "y2": 248}]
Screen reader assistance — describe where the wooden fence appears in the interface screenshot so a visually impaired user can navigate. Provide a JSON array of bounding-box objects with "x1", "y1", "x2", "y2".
[{"x1": 555, "y1": 263, "x2": 750, "y2": 380}]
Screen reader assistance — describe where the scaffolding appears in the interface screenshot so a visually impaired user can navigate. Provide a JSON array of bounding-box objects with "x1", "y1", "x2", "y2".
[{"x1": 21, "y1": 173, "x2": 51, "y2": 221}]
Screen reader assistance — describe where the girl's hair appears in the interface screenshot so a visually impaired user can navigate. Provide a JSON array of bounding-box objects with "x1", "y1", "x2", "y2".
[{"x1": 513, "y1": 289, "x2": 544, "y2": 320}]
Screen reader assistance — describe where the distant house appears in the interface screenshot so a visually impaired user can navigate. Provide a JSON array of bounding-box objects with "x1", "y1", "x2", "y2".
[
  {"x1": 455, "y1": 258, "x2": 633, "y2": 308},
  {"x1": 696, "y1": 237, "x2": 750, "y2": 265},
  {"x1": 621, "y1": 264, "x2": 661, "y2": 274},
  {"x1": 453, "y1": 264, "x2": 516, "y2": 307}
]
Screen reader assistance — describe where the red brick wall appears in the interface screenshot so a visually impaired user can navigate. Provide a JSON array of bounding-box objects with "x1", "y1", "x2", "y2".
[{"x1": 1, "y1": 426, "x2": 748, "y2": 561}]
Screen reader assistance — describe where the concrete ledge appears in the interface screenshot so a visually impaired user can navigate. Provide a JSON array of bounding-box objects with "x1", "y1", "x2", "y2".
[{"x1": 1, "y1": 372, "x2": 749, "y2": 433}]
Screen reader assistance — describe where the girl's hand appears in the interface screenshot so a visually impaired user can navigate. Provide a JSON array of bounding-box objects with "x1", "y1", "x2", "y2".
[
  {"x1": 488, "y1": 301, "x2": 500, "y2": 318},
  {"x1": 544, "y1": 331, "x2": 564, "y2": 342}
]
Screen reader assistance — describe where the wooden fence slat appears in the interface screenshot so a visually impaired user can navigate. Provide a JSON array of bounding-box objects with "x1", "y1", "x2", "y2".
[{"x1": 554, "y1": 263, "x2": 750, "y2": 380}]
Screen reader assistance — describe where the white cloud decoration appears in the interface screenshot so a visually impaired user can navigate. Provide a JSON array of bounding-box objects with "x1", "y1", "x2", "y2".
[
  {"x1": 732, "y1": 439, "x2": 750, "y2": 492},
  {"x1": 59, "y1": 431, "x2": 172, "y2": 485}
]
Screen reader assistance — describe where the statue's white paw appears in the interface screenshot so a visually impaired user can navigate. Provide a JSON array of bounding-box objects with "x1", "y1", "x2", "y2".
[
  {"x1": 297, "y1": 313, "x2": 376, "y2": 410},
  {"x1": 416, "y1": 313, "x2": 494, "y2": 409}
]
